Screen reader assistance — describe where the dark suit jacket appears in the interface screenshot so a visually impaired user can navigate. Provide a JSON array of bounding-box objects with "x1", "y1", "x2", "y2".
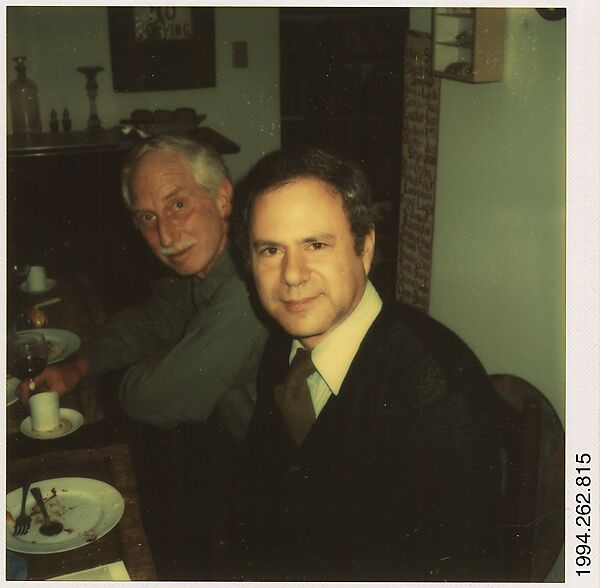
[{"x1": 233, "y1": 299, "x2": 503, "y2": 581}]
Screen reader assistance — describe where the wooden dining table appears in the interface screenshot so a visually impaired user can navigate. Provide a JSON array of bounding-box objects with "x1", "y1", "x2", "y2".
[
  {"x1": 6, "y1": 443, "x2": 157, "y2": 581},
  {"x1": 6, "y1": 273, "x2": 158, "y2": 581}
]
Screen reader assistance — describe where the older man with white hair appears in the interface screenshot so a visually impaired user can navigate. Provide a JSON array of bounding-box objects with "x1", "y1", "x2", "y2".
[
  {"x1": 20, "y1": 135, "x2": 268, "y2": 579},
  {"x1": 22, "y1": 135, "x2": 267, "y2": 439}
]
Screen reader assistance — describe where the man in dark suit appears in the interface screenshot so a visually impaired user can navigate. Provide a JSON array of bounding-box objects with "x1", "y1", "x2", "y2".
[{"x1": 231, "y1": 146, "x2": 502, "y2": 581}]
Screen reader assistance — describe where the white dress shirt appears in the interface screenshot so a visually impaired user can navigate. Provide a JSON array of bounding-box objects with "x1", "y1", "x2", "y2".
[{"x1": 289, "y1": 280, "x2": 383, "y2": 417}]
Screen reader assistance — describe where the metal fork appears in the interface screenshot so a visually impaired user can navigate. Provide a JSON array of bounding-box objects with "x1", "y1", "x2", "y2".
[{"x1": 13, "y1": 481, "x2": 32, "y2": 536}]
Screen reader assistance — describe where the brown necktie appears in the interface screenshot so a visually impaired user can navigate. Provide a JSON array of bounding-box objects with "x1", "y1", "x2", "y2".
[{"x1": 274, "y1": 348, "x2": 317, "y2": 446}]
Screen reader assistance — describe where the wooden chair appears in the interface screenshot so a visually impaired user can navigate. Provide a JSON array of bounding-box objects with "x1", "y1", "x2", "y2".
[{"x1": 490, "y1": 373, "x2": 565, "y2": 581}]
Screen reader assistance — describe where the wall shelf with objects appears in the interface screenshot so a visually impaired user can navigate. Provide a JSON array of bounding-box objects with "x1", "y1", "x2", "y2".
[{"x1": 431, "y1": 8, "x2": 505, "y2": 83}]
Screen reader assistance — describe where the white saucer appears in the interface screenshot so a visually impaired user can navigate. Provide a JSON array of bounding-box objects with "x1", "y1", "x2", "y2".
[
  {"x1": 20, "y1": 278, "x2": 57, "y2": 294},
  {"x1": 21, "y1": 408, "x2": 84, "y2": 439}
]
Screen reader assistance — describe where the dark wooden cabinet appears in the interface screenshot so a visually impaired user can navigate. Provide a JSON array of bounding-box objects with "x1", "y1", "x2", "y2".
[
  {"x1": 7, "y1": 149, "x2": 162, "y2": 315},
  {"x1": 279, "y1": 7, "x2": 408, "y2": 295}
]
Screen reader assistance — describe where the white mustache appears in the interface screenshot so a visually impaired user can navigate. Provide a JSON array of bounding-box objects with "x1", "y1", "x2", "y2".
[{"x1": 160, "y1": 240, "x2": 197, "y2": 256}]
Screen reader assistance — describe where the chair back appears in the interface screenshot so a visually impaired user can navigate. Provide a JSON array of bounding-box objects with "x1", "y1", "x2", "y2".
[{"x1": 490, "y1": 373, "x2": 564, "y2": 581}]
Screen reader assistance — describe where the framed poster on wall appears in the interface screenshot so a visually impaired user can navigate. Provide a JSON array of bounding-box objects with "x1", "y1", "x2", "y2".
[{"x1": 107, "y1": 6, "x2": 215, "y2": 92}]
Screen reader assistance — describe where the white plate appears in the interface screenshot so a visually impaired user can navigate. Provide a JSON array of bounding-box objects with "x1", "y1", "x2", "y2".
[
  {"x1": 21, "y1": 408, "x2": 84, "y2": 439},
  {"x1": 17, "y1": 328, "x2": 81, "y2": 364},
  {"x1": 6, "y1": 477, "x2": 125, "y2": 554},
  {"x1": 20, "y1": 278, "x2": 57, "y2": 294},
  {"x1": 6, "y1": 376, "x2": 20, "y2": 406}
]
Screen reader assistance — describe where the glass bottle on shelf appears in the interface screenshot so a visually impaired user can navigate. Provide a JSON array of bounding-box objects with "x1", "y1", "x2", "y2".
[{"x1": 8, "y1": 56, "x2": 42, "y2": 135}]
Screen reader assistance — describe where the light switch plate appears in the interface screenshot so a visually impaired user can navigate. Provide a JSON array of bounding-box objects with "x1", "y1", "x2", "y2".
[{"x1": 232, "y1": 41, "x2": 248, "y2": 68}]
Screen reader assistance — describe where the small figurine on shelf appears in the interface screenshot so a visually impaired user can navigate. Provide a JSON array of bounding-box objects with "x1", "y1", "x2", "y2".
[
  {"x1": 445, "y1": 61, "x2": 473, "y2": 76},
  {"x1": 455, "y1": 30, "x2": 474, "y2": 48},
  {"x1": 49, "y1": 109, "x2": 60, "y2": 133},
  {"x1": 62, "y1": 108, "x2": 72, "y2": 133}
]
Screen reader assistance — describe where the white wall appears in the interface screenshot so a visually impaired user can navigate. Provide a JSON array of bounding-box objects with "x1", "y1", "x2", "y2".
[
  {"x1": 410, "y1": 8, "x2": 565, "y2": 421},
  {"x1": 410, "y1": 8, "x2": 565, "y2": 582},
  {"x1": 6, "y1": 6, "x2": 281, "y2": 182}
]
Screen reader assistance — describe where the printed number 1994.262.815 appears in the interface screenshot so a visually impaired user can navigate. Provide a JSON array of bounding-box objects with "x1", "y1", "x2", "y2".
[{"x1": 574, "y1": 453, "x2": 593, "y2": 576}]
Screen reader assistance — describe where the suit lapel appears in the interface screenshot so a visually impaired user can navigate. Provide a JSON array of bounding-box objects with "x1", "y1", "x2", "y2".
[{"x1": 260, "y1": 302, "x2": 395, "y2": 447}]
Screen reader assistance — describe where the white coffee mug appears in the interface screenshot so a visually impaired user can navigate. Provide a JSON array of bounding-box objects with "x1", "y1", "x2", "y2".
[
  {"x1": 26, "y1": 266, "x2": 47, "y2": 292},
  {"x1": 29, "y1": 391, "x2": 60, "y2": 432}
]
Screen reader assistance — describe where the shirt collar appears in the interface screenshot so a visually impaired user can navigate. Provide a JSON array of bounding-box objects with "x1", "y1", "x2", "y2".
[
  {"x1": 290, "y1": 280, "x2": 382, "y2": 395},
  {"x1": 191, "y1": 246, "x2": 235, "y2": 303}
]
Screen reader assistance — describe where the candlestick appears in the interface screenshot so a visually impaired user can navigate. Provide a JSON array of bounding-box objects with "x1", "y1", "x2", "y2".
[{"x1": 77, "y1": 65, "x2": 104, "y2": 131}]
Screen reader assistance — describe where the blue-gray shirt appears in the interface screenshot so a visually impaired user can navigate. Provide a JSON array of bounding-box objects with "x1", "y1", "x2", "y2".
[{"x1": 80, "y1": 249, "x2": 268, "y2": 441}]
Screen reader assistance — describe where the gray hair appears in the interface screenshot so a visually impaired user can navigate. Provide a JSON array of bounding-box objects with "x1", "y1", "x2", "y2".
[{"x1": 121, "y1": 135, "x2": 230, "y2": 207}]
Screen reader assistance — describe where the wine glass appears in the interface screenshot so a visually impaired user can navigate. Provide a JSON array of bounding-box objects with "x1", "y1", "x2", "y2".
[{"x1": 8, "y1": 332, "x2": 48, "y2": 392}]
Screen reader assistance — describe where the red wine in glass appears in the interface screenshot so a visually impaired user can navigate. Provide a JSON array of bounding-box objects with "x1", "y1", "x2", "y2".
[{"x1": 9, "y1": 332, "x2": 48, "y2": 391}]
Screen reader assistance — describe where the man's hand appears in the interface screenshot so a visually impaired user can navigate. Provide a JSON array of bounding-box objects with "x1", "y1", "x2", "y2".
[{"x1": 17, "y1": 356, "x2": 90, "y2": 404}]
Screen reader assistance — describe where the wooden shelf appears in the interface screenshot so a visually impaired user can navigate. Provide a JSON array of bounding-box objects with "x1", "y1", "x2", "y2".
[
  {"x1": 436, "y1": 41, "x2": 473, "y2": 49},
  {"x1": 435, "y1": 11, "x2": 473, "y2": 19},
  {"x1": 432, "y1": 7, "x2": 505, "y2": 83},
  {"x1": 7, "y1": 126, "x2": 240, "y2": 158}
]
